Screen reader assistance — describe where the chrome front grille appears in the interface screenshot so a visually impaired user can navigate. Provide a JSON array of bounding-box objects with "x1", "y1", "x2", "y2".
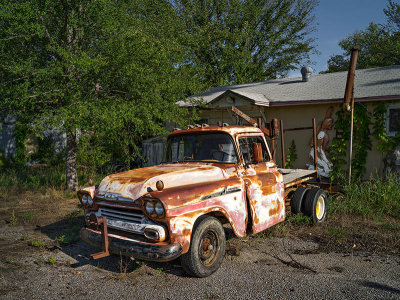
[{"x1": 99, "y1": 207, "x2": 144, "y2": 224}]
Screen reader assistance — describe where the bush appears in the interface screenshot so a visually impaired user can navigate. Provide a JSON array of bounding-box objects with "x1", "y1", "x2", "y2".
[{"x1": 329, "y1": 174, "x2": 400, "y2": 219}]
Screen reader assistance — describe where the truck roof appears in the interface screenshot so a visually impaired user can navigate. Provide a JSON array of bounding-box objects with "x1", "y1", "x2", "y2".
[{"x1": 168, "y1": 125, "x2": 263, "y2": 137}]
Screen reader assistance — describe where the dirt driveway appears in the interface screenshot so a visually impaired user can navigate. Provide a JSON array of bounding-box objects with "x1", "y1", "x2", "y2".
[
  {"x1": 1, "y1": 224, "x2": 399, "y2": 299},
  {"x1": 0, "y1": 194, "x2": 399, "y2": 299}
]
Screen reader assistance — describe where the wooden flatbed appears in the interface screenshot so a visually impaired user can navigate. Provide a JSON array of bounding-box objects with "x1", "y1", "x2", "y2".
[
  {"x1": 279, "y1": 168, "x2": 339, "y2": 193},
  {"x1": 279, "y1": 168, "x2": 317, "y2": 188}
]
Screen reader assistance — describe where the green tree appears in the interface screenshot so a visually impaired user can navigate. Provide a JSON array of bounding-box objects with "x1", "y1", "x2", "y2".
[
  {"x1": 323, "y1": 0, "x2": 400, "y2": 73},
  {"x1": 0, "y1": 0, "x2": 198, "y2": 190},
  {"x1": 175, "y1": 0, "x2": 318, "y2": 87}
]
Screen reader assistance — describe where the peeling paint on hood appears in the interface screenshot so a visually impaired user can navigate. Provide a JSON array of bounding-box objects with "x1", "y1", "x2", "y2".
[{"x1": 97, "y1": 163, "x2": 227, "y2": 200}]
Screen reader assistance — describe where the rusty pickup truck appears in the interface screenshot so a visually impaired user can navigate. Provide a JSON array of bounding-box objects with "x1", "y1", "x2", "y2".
[{"x1": 78, "y1": 125, "x2": 327, "y2": 277}]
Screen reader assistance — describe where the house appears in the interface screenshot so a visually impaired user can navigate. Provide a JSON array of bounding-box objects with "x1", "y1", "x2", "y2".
[{"x1": 175, "y1": 65, "x2": 400, "y2": 178}]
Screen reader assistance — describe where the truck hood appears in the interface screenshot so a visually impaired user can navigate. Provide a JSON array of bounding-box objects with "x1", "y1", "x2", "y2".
[{"x1": 97, "y1": 163, "x2": 228, "y2": 201}]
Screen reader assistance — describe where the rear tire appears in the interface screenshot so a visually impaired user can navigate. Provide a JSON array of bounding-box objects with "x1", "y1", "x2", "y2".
[
  {"x1": 181, "y1": 216, "x2": 226, "y2": 277},
  {"x1": 303, "y1": 188, "x2": 327, "y2": 223},
  {"x1": 290, "y1": 187, "x2": 310, "y2": 214}
]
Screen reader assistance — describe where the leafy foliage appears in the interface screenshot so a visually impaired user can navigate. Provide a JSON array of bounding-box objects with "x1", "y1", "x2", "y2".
[
  {"x1": 1, "y1": 0, "x2": 318, "y2": 189},
  {"x1": 329, "y1": 104, "x2": 371, "y2": 181},
  {"x1": 329, "y1": 108, "x2": 350, "y2": 181},
  {"x1": 0, "y1": 0, "x2": 199, "y2": 189},
  {"x1": 285, "y1": 140, "x2": 298, "y2": 169},
  {"x1": 175, "y1": 0, "x2": 318, "y2": 87}
]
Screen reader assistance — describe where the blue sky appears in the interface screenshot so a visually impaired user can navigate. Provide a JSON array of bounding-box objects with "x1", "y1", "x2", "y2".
[{"x1": 291, "y1": 0, "x2": 389, "y2": 76}]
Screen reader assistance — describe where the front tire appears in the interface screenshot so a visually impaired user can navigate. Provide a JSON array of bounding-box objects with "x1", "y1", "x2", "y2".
[{"x1": 181, "y1": 216, "x2": 226, "y2": 277}]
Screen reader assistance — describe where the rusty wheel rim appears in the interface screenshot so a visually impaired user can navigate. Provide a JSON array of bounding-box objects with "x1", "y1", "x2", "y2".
[{"x1": 199, "y1": 230, "x2": 218, "y2": 267}]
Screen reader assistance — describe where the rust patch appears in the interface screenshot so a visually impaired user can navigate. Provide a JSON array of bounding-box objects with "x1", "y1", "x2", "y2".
[{"x1": 269, "y1": 199, "x2": 282, "y2": 216}]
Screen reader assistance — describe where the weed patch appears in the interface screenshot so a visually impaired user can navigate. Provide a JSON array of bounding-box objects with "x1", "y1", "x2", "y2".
[
  {"x1": 383, "y1": 222, "x2": 400, "y2": 232},
  {"x1": 324, "y1": 226, "x2": 350, "y2": 240},
  {"x1": 286, "y1": 213, "x2": 311, "y2": 225},
  {"x1": 9, "y1": 210, "x2": 17, "y2": 226},
  {"x1": 48, "y1": 257, "x2": 56, "y2": 265},
  {"x1": 17, "y1": 209, "x2": 39, "y2": 222},
  {"x1": 31, "y1": 240, "x2": 46, "y2": 249},
  {"x1": 156, "y1": 267, "x2": 163, "y2": 274},
  {"x1": 329, "y1": 175, "x2": 400, "y2": 220},
  {"x1": 65, "y1": 209, "x2": 83, "y2": 223},
  {"x1": 55, "y1": 226, "x2": 80, "y2": 244}
]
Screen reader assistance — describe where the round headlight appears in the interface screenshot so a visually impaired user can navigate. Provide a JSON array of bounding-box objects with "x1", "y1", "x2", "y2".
[
  {"x1": 145, "y1": 201, "x2": 154, "y2": 214},
  {"x1": 155, "y1": 201, "x2": 164, "y2": 216},
  {"x1": 87, "y1": 195, "x2": 93, "y2": 206},
  {"x1": 82, "y1": 195, "x2": 88, "y2": 205}
]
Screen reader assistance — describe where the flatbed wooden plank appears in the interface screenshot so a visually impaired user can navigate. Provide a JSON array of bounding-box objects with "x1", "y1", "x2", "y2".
[{"x1": 278, "y1": 168, "x2": 317, "y2": 187}]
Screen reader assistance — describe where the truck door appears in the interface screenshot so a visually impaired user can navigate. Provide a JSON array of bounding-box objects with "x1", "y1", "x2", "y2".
[{"x1": 237, "y1": 134, "x2": 285, "y2": 233}]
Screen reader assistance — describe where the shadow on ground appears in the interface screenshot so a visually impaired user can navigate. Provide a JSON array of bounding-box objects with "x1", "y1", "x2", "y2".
[{"x1": 38, "y1": 217, "x2": 236, "y2": 277}]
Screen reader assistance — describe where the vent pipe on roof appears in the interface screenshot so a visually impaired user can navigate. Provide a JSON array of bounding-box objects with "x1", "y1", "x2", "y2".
[{"x1": 301, "y1": 66, "x2": 313, "y2": 82}]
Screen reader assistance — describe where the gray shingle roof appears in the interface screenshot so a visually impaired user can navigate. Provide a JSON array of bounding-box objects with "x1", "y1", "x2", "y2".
[{"x1": 186, "y1": 65, "x2": 400, "y2": 107}]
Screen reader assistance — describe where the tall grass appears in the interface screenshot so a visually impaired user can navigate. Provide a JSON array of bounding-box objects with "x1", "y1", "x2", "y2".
[
  {"x1": 329, "y1": 174, "x2": 400, "y2": 220},
  {"x1": 0, "y1": 164, "x2": 107, "y2": 191}
]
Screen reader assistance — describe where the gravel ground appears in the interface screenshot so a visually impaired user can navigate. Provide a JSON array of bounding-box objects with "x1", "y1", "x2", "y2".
[{"x1": 1, "y1": 225, "x2": 399, "y2": 300}]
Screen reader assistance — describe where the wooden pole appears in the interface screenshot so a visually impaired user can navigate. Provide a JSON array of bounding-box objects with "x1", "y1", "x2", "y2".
[
  {"x1": 344, "y1": 47, "x2": 360, "y2": 111},
  {"x1": 280, "y1": 120, "x2": 285, "y2": 168},
  {"x1": 348, "y1": 87, "x2": 355, "y2": 185},
  {"x1": 313, "y1": 118, "x2": 318, "y2": 176}
]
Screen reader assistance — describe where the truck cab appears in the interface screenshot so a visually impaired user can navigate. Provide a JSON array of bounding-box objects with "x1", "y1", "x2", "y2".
[{"x1": 78, "y1": 125, "x2": 326, "y2": 277}]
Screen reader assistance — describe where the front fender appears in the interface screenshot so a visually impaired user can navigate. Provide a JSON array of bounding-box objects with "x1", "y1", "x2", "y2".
[{"x1": 148, "y1": 178, "x2": 248, "y2": 254}]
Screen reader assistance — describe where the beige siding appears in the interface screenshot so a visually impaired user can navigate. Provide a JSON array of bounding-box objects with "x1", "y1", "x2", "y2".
[{"x1": 199, "y1": 99, "x2": 395, "y2": 179}]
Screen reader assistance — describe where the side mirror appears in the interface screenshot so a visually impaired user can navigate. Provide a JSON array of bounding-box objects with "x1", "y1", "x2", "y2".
[{"x1": 251, "y1": 143, "x2": 263, "y2": 164}]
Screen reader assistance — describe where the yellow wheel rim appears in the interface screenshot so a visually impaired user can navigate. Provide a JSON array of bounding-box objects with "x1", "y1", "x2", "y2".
[{"x1": 316, "y1": 195, "x2": 325, "y2": 220}]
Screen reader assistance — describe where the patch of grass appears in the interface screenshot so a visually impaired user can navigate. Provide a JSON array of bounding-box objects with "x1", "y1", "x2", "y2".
[
  {"x1": 20, "y1": 235, "x2": 28, "y2": 241},
  {"x1": 156, "y1": 267, "x2": 163, "y2": 274},
  {"x1": 0, "y1": 164, "x2": 108, "y2": 191},
  {"x1": 383, "y1": 222, "x2": 400, "y2": 232},
  {"x1": 325, "y1": 226, "x2": 350, "y2": 240},
  {"x1": 17, "y1": 209, "x2": 39, "y2": 222},
  {"x1": 0, "y1": 164, "x2": 65, "y2": 190},
  {"x1": 9, "y1": 210, "x2": 17, "y2": 226},
  {"x1": 31, "y1": 240, "x2": 46, "y2": 249},
  {"x1": 48, "y1": 257, "x2": 56, "y2": 265},
  {"x1": 252, "y1": 231, "x2": 274, "y2": 239},
  {"x1": 55, "y1": 226, "x2": 80, "y2": 245},
  {"x1": 286, "y1": 213, "x2": 311, "y2": 225},
  {"x1": 329, "y1": 174, "x2": 400, "y2": 220},
  {"x1": 6, "y1": 258, "x2": 14, "y2": 264},
  {"x1": 65, "y1": 209, "x2": 83, "y2": 223}
]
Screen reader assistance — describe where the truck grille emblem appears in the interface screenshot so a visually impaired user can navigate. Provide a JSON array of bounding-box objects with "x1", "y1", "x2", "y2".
[{"x1": 105, "y1": 193, "x2": 120, "y2": 200}]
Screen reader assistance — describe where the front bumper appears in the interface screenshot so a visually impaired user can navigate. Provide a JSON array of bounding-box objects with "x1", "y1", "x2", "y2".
[{"x1": 80, "y1": 227, "x2": 182, "y2": 262}]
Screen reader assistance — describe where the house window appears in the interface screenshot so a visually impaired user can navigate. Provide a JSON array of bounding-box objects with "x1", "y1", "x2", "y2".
[{"x1": 386, "y1": 104, "x2": 400, "y2": 136}]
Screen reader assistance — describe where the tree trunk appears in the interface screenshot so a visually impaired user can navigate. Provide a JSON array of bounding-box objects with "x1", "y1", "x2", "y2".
[{"x1": 65, "y1": 129, "x2": 78, "y2": 191}]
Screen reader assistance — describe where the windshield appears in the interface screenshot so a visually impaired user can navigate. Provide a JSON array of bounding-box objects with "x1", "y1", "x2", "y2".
[{"x1": 162, "y1": 133, "x2": 238, "y2": 163}]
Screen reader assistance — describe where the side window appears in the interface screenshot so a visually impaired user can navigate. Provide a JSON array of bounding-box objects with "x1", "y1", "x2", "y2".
[
  {"x1": 386, "y1": 104, "x2": 400, "y2": 136},
  {"x1": 239, "y1": 136, "x2": 270, "y2": 164}
]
